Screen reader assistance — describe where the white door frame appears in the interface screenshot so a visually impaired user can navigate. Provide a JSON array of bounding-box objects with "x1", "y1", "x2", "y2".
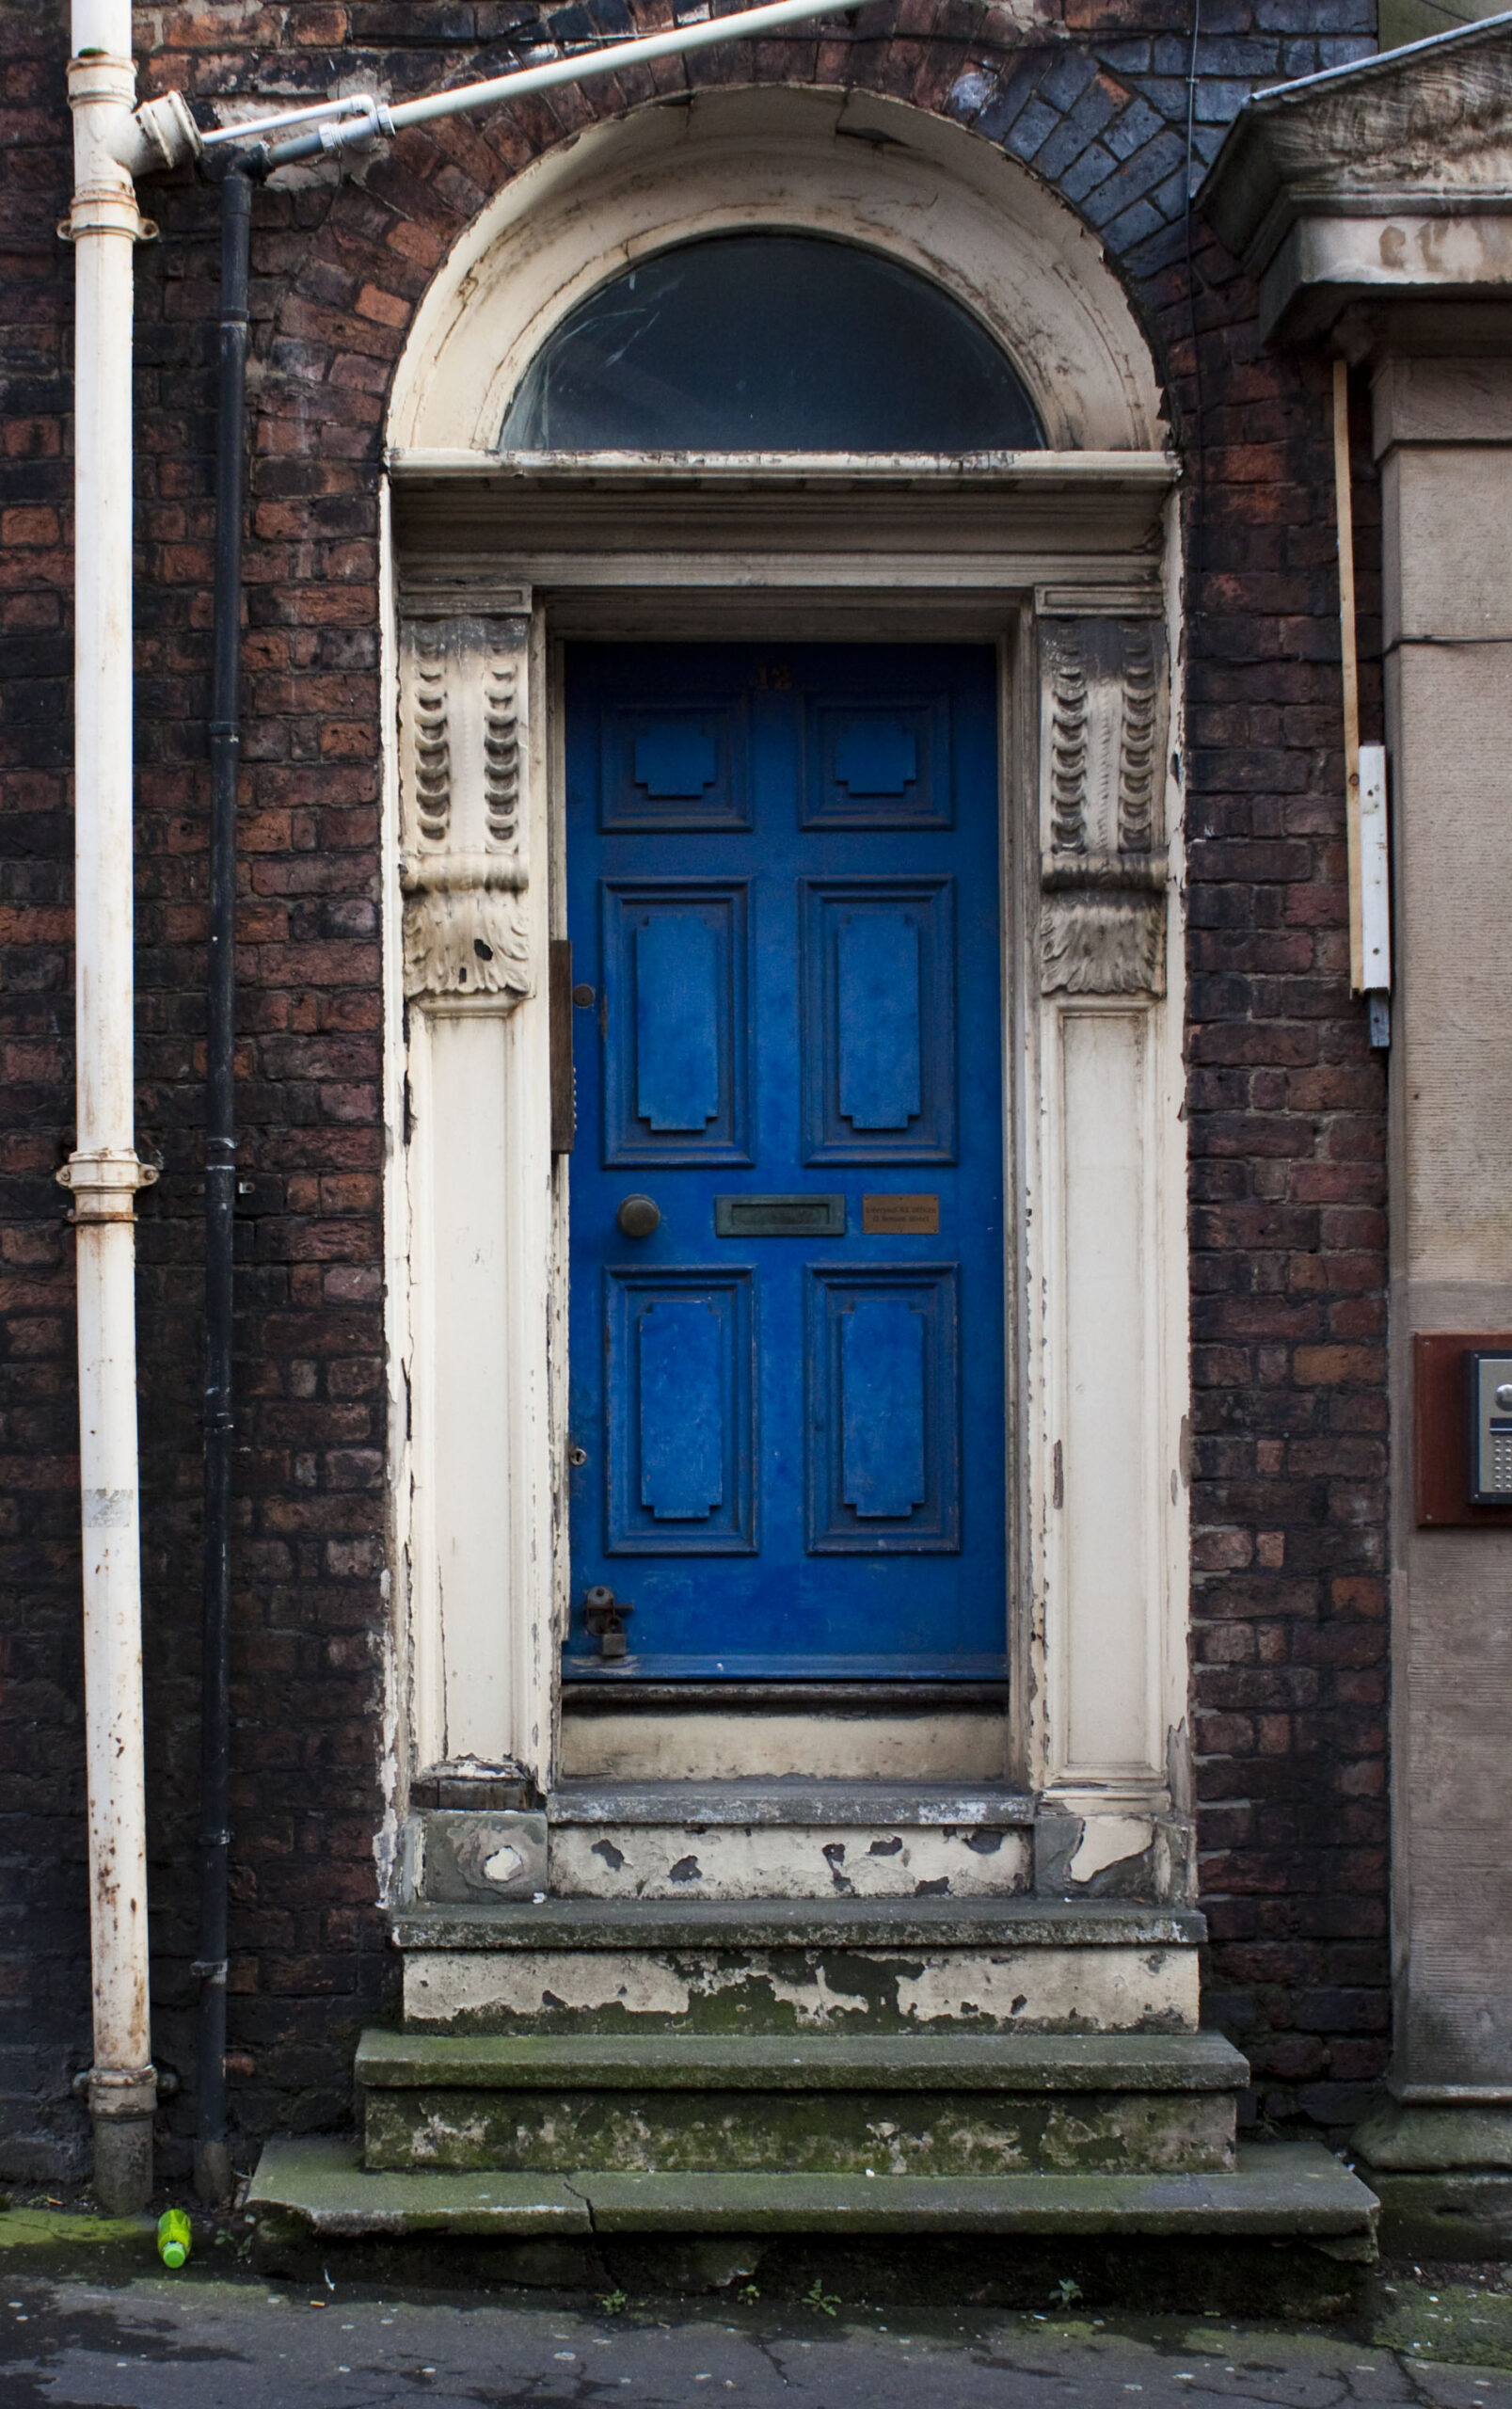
[
  {"x1": 378, "y1": 83, "x2": 1188, "y2": 1894},
  {"x1": 382, "y1": 464, "x2": 1191, "y2": 1904}
]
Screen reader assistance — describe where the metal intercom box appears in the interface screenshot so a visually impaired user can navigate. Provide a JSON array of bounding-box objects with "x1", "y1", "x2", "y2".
[
  {"x1": 1466, "y1": 1350, "x2": 1512, "y2": 1505},
  {"x1": 1413, "y1": 1333, "x2": 1512, "y2": 1525}
]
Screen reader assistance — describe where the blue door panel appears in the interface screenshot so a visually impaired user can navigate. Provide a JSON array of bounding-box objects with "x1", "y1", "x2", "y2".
[
  {"x1": 802, "y1": 879, "x2": 956, "y2": 1165},
  {"x1": 843, "y1": 1298, "x2": 926, "y2": 1519},
  {"x1": 836, "y1": 912, "x2": 922, "y2": 1133},
  {"x1": 605, "y1": 1269, "x2": 756, "y2": 1555},
  {"x1": 808, "y1": 1267, "x2": 961, "y2": 1553},
  {"x1": 639, "y1": 1298, "x2": 724, "y2": 1518},
  {"x1": 635, "y1": 915, "x2": 721, "y2": 1133},
  {"x1": 601, "y1": 883, "x2": 751, "y2": 1165},
  {"x1": 601, "y1": 694, "x2": 750, "y2": 831},
  {"x1": 804, "y1": 694, "x2": 952, "y2": 829},
  {"x1": 567, "y1": 644, "x2": 1005, "y2": 1680}
]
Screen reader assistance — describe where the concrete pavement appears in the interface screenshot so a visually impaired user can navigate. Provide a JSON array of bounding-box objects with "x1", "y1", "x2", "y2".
[{"x1": 1, "y1": 2273, "x2": 1512, "y2": 2408}]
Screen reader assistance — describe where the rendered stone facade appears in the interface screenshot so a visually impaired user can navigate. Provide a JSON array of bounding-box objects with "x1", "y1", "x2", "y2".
[{"x1": 1204, "y1": 16, "x2": 1512, "y2": 2249}]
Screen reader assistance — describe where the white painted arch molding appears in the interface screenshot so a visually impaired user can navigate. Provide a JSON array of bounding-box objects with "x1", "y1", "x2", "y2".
[{"x1": 387, "y1": 85, "x2": 1166, "y2": 457}]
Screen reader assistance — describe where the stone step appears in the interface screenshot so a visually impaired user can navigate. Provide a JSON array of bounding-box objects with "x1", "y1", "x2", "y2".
[
  {"x1": 550, "y1": 1782, "x2": 1034, "y2": 1903},
  {"x1": 393, "y1": 1896, "x2": 1205, "y2": 2035},
  {"x1": 406, "y1": 1785, "x2": 1038, "y2": 1908},
  {"x1": 249, "y1": 2133, "x2": 1378, "y2": 2251},
  {"x1": 357, "y1": 2029, "x2": 1246, "y2": 2178},
  {"x1": 549, "y1": 1782, "x2": 1036, "y2": 1824},
  {"x1": 359, "y1": 2028, "x2": 1243, "y2": 2091}
]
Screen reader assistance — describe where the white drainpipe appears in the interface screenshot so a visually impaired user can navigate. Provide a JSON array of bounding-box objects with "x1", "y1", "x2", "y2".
[{"x1": 62, "y1": 0, "x2": 196, "y2": 2214}]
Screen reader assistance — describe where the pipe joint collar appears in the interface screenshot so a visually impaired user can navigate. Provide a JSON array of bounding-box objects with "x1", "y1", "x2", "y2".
[
  {"x1": 67, "y1": 53, "x2": 136, "y2": 112},
  {"x1": 317, "y1": 93, "x2": 394, "y2": 153},
  {"x1": 83, "y1": 2065, "x2": 158, "y2": 2122},
  {"x1": 62, "y1": 189, "x2": 151, "y2": 243},
  {"x1": 57, "y1": 1150, "x2": 159, "y2": 1225}
]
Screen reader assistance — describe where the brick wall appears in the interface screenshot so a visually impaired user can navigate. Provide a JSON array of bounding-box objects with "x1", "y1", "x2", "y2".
[
  {"x1": 0, "y1": 0, "x2": 1384, "y2": 2179},
  {"x1": 2, "y1": 0, "x2": 93, "y2": 2178}
]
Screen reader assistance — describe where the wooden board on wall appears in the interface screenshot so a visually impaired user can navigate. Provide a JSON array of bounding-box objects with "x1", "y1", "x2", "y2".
[{"x1": 1414, "y1": 1332, "x2": 1512, "y2": 1526}]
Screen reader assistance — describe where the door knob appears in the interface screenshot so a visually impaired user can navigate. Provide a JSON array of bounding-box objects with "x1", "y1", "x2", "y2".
[{"x1": 616, "y1": 1194, "x2": 661, "y2": 1238}]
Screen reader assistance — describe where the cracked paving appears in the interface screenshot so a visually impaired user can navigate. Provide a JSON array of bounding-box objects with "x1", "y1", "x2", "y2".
[{"x1": 1, "y1": 2277, "x2": 1512, "y2": 2409}]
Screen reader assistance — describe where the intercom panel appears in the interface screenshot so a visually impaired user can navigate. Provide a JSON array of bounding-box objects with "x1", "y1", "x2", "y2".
[
  {"x1": 1413, "y1": 1332, "x2": 1512, "y2": 1526},
  {"x1": 1467, "y1": 1350, "x2": 1512, "y2": 1505}
]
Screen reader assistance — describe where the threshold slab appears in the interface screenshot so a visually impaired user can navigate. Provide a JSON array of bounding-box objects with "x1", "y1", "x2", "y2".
[
  {"x1": 247, "y1": 2137, "x2": 591, "y2": 2237},
  {"x1": 248, "y1": 2137, "x2": 1375, "y2": 2245}
]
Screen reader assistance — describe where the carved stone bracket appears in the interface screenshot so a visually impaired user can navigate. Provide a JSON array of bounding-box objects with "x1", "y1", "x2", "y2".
[
  {"x1": 399, "y1": 610, "x2": 533, "y2": 1003},
  {"x1": 1042, "y1": 858, "x2": 1168, "y2": 997},
  {"x1": 1039, "y1": 616, "x2": 1170, "y2": 997}
]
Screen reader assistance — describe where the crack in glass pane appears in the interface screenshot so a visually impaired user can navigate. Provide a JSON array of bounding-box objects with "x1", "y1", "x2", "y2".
[{"x1": 500, "y1": 232, "x2": 1044, "y2": 453}]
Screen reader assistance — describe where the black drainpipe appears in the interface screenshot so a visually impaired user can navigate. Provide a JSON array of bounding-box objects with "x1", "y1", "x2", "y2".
[{"x1": 194, "y1": 158, "x2": 255, "y2": 2207}]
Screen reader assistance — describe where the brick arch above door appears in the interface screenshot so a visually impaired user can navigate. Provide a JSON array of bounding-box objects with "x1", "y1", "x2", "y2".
[{"x1": 385, "y1": 84, "x2": 1167, "y2": 458}]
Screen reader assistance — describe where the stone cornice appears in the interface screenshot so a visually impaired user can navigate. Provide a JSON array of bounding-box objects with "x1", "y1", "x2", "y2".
[{"x1": 1200, "y1": 13, "x2": 1512, "y2": 344}]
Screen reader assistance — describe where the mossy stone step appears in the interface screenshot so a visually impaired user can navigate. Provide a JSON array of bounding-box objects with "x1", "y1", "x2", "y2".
[
  {"x1": 357, "y1": 2028, "x2": 1247, "y2": 2179},
  {"x1": 396, "y1": 1900, "x2": 1209, "y2": 2040},
  {"x1": 249, "y1": 2140, "x2": 591, "y2": 2238},
  {"x1": 358, "y1": 2027, "x2": 1245, "y2": 2091},
  {"x1": 249, "y1": 2134, "x2": 1378, "y2": 2247},
  {"x1": 365, "y1": 2084, "x2": 1237, "y2": 2179},
  {"x1": 576, "y1": 2148, "x2": 1377, "y2": 2237}
]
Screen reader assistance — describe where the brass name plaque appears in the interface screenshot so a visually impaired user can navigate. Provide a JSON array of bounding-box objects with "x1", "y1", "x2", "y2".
[{"x1": 862, "y1": 1193, "x2": 939, "y2": 1236}]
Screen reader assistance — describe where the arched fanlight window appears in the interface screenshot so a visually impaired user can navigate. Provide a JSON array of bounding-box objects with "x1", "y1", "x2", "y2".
[{"x1": 499, "y1": 232, "x2": 1045, "y2": 453}]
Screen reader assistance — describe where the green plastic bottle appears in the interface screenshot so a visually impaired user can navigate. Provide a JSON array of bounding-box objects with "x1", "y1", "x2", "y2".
[{"x1": 157, "y1": 2209, "x2": 192, "y2": 2270}]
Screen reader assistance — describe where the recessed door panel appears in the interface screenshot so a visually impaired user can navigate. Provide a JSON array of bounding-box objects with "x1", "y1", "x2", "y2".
[
  {"x1": 600, "y1": 697, "x2": 750, "y2": 830},
  {"x1": 636, "y1": 915, "x2": 719, "y2": 1133},
  {"x1": 567, "y1": 644, "x2": 1005, "y2": 1679},
  {"x1": 802, "y1": 879, "x2": 956, "y2": 1164},
  {"x1": 606, "y1": 1269, "x2": 756, "y2": 1554},
  {"x1": 837, "y1": 911, "x2": 921, "y2": 1132},
  {"x1": 601, "y1": 883, "x2": 751, "y2": 1165},
  {"x1": 804, "y1": 696, "x2": 952, "y2": 829},
  {"x1": 807, "y1": 1268, "x2": 961, "y2": 1552}
]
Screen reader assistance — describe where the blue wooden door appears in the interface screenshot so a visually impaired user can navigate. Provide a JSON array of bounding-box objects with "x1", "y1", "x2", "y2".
[{"x1": 565, "y1": 644, "x2": 1006, "y2": 1681}]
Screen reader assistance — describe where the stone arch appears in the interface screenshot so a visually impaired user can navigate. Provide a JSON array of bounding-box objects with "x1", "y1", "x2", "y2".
[{"x1": 386, "y1": 85, "x2": 1167, "y2": 455}]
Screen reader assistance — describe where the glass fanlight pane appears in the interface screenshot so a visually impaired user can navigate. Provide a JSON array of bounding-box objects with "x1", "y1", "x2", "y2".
[{"x1": 500, "y1": 232, "x2": 1044, "y2": 453}]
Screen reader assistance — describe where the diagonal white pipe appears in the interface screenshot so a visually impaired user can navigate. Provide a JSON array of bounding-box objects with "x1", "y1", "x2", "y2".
[
  {"x1": 262, "y1": 0, "x2": 853, "y2": 163},
  {"x1": 65, "y1": 0, "x2": 159, "y2": 2214}
]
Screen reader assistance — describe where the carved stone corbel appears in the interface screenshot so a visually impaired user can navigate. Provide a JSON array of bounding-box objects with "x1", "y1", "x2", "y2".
[
  {"x1": 399, "y1": 611, "x2": 533, "y2": 1003},
  {"x1": 1039, "y1": 616, "x2": 1170, "y2": 997},
  {"x1": 1042, "y1": 854, "x2": 1168, "y2": 996}
]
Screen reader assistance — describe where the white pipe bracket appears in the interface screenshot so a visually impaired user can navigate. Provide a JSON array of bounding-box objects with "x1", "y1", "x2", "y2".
[
  {"x1": 81, "y1": 2066, "x2": 158, "y2": 2120},
  {"x1": 59, "y1": 199, "x2": 158, "y2": 244},
  {"x1": 58, "y1": 1151, "x2": 160, "y2": 1227}
]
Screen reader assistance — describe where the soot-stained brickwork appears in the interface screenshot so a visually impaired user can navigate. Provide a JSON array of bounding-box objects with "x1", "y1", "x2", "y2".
[{"x1": 0, "y1": 0, "x2": 1384, "y2": 2179}]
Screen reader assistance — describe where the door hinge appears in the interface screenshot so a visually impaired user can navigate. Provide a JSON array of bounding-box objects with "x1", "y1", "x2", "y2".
[{"x1": 549, "y1": 936, "x2": 576, "y2": 1157}]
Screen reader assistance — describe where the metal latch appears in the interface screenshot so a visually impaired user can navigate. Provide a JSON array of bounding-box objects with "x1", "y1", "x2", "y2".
[{"x1": 583, "y1": 1585, "x2": 634, "y2": 1661}]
